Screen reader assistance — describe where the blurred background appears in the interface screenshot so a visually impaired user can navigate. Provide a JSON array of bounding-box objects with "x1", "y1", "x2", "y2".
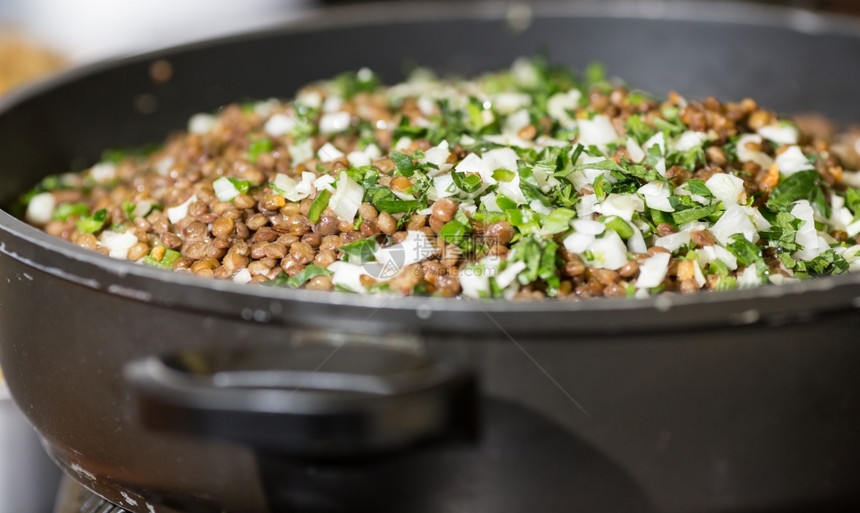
[{"x1": 0, "y1": 1, "x2": 859, "y2": 512}]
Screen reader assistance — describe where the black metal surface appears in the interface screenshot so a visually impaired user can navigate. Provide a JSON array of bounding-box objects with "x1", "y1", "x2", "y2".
[
  {"x1": 2, "y1": 2, "x2": 860, "y2": 513},
  {"x1": 126, "y1": 340, "x2": 477, "y2": 457}
]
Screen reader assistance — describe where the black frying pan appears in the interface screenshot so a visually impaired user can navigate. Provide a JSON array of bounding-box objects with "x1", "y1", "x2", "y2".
[{"x1": 2, "y1": 2, "x2": 860, "y2": 512}]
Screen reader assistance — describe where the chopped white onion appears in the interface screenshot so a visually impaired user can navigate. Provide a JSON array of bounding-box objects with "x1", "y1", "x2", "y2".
[
  {"x1": 154, "y1": 156, "x2": 175, "y2": 176},
  {"x1": 736, "y1": 134, "x2": 774, "y2": 169},
  {"x1": 213, "y1": 177, "x2": 240, "y2": 202},
  {"x1": 562, "y1": 232, "x2": 595, "y2": 253},
  {"x1": 296, "y1": 90, "x2": 322, "y2": 109},
  {"x1": 433, "y1": 174, "x2": 457, "y2": 199},
  {"x1": 347, "y1": 151, "x2": 372, "y2": 168},
  {"x1": 791, "y1": 200, "x2": 827, "y2": 261},
  {"x1": 455, "y1": 152, "x2": 494, "y2": 184},
  {"x1": 635, "y1": 252, "x2": 671, "y2": 289},
  {"x1": 571, "y1": 219, "x2": 606, "y2": 235},
  {"x1": 289, "y1": 139, "x2": 315, "y2": 165},
  {"x1": 710, "y1": 204, "x2": 758, "y2": 245},
  {"x1": 90, "y1": 163, "x2": 117, "y2": 183},
  {"x1": 494, "y1": 92, "x2": 532, "y2": 114},
  {"x1": 99, "y1": 230, "x2": 139, "y2": 260},
  {"x1": 318, "y1": 142, "x2": 344, "y2": 163},
  {"x1": 167, "y1": 194, "x2": 197, "y2": 224},
  {"x1": 595, "y1": 193, "x2": 645, "y2": 222},
  {"x1": 232, "y1": 268, "x2": 252, "y2": 284},
  {"x1": 25, "y1": 192, "x2": 56, "y2": 225},
  {"x1": 655, "y1": 231, "x2": 691, "y2": 253},
  {"x1": 705, "y1": 173, "x2": 746, "y2": 206},
  {"x1": 737, "y1": 266, "x2": 762, "y2": 289},
  {"x1": 585, "y1": 231, "x2": 629, "y2": 270},
  {"x1": 329, "y1": 171, "x2": 363, "y2": 222},
  {"x1": 374, "y1": 230, "x2": 436, "y2": 269},
  {"x1": 627, "y1": 224, "x2": 648, "y2": 254},
  {"x1": 328, "y1": 261, "x2": 369, "y2": 294},
  {"x1": 264, "y1": 114, "x2": 297, "y2": 137},
  {"x1": 775, "y1": 146, "x2": 814, "y2": 176},
  {"x1": 188, "y1": 113, "x2": 216, "y2": 134},
  {"x1": 504, "y1": 109, "x2": 532, "y2": 135},
  {"x1": 364, "y1": 143, "x2": 382, "y2": 160},
  {"x1": 495, "y1": 261, "x2": 527, "y2": 288},
  {"x1": 482, "y1": 148, "x2": 519, "y2": 174},
  {"x1": 757, "y1": 123, "x2": 798, "y2": 146},
  {"x1": 672, "y1": 131, "x2": 709, "y2": 152},
  {"x1": 313, "y1": 175, "x2": 336, "y2": 192},
  {"x1": 547, "y1": 90, "x2": 581, "y2": 125},
  {"x1": 319, "y1": 111, "x2": 351, "y2": 134},
  {"x1": 626, "y1": 136, "x2": 646, "y2": 163},
  {"x1": 322, "y1": 95, "x2": 343, "y2": 113},
  {"x1": 272, "y1": 173, "x2": 314, "y2": 202},
  {"x1": 578, "y1": 114, "x2": 619, "y2": 148},
  {"x1": 421, "y1": 141, "x2": 451, "y2": 170},
  {"x1": 638, "y1": 181, "x2": 674, "y2": 212}
]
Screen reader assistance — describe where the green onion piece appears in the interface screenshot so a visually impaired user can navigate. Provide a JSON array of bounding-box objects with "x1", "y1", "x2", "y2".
[
  {"x1": 307, "y1": 189, "x2": 332, "y2": 223},
  {"x1": 439, "y1": 220, "x2": 471, "y2": 248},
  {"x1": 492, "y1": 169, "x2": 516, "y2": 182},
  {"x1": 142, "y1": 248, "x2": 182, "y2": 269},
  {"x1": 247, "y1": 138, "x2": 273, "y2": 164},
  {"x1": 76, "y1": 208, "x2": 107, "y2": 234},
  {"x1": 542, "y1": 208, "x2": 576, "y2": 235},
  {"x1": 227, "y1": 178, "x2": 253, "y2": 195},
  {"x1": 604, "y1": 216, "x2": 634, "y2": 239},
  {"x1": 52, "y1": 203, "x2": 89, "y2": 221},
  {"x1": 451, "y1": 171, "x2": 483, "y2": 194}
]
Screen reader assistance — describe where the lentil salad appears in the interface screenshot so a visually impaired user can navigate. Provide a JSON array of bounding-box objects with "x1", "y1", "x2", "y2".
[{"x1": 18, "y1": 58, "x2": 860, "y2": 299}]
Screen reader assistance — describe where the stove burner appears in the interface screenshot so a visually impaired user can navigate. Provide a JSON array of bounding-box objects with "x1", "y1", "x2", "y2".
[
  {"x1": 79, "y1": 494, "x2": 129, "y2": 513},
  {"x1": 55, "y1": 476, "x2": 130, "y2": 513}
]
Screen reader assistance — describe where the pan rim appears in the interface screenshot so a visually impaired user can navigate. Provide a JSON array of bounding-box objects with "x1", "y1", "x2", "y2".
[{"x1": 2, "y1": 0, "x2": 860, "y2": 333}]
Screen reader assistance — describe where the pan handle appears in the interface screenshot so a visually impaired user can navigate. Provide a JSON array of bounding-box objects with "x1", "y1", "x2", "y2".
[{"x1": 123, "y1": 337, "x2": 477, "y2": 459}]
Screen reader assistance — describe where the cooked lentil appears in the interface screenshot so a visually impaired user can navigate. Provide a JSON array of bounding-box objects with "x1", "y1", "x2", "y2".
[{"x1": 18, "y1": 59, "x2": 860, "y2": 299}]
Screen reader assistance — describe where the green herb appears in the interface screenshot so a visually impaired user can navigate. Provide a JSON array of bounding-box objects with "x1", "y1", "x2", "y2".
[
  {"x1": 685, "y1": 179, "x2": 713, "y2": 198},
  {"x1": 75, "y1": 208, "x2": 107, "y2": 234},
  {"x1": 282, "y1": 265, "x2": 333, "y2": 288},
  {"x1": 141, "y1": 248, "x2": 181, "y2": 269},
  {"x1": 333, "y1": 69, "x2": 380, "y2": 99},
  {"x1": 307, "y1": 189, "x2": 332, "y2": 223},
  {"x1": 52, "y1": 203, "x2": 89, "y2": 221},
  {"x1": 247, "y1": 138, "x2": 273, "y2": 163},
  {"x1": 625, "y1": 115, "x2": 653, "y2": 144},
  {"x1": 761, "y1": 211, "x2": 802, "y2": 252},
  {"x1": 671, "y1": 203, "x2": 721, "y2": 225},
  {"x1": 765, "y1": 170, "x2": 821, "y2": 212},
  {"x1": 802, "y1": 249, "x2": 849, "y2": 276},
  {"x1": 339, "y1": 237, "x2": 378, "y2": 264},
  {"x1": 390, "y1": 151, "x2": 415, "y2": 177},
  {"x1": 727, "y1": 234, "x2": 761, "y2": 266}
]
